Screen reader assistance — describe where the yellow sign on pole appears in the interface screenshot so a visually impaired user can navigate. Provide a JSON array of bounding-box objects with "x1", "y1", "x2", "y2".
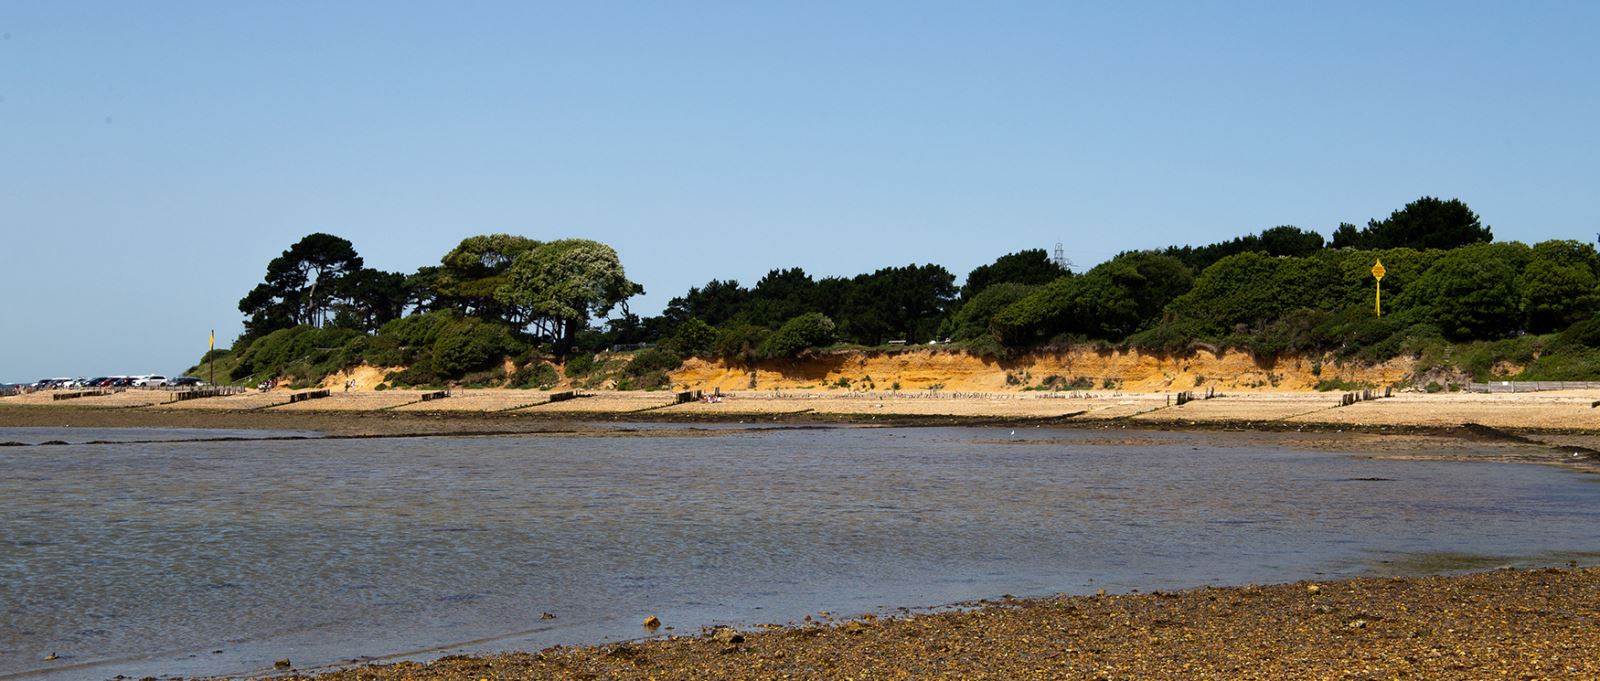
[{"x1": 1372, "y1": 260, "x2": 1385, "y2": 317}]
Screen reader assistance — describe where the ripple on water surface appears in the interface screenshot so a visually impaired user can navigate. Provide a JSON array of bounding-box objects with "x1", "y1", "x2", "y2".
[{"x1": 2, "y1": 426, "x2": 1599, "y2": 679}]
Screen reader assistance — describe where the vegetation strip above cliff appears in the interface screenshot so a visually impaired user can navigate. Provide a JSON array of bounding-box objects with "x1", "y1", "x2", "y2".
[{"x1": 199, "y1": 196, "x2": 1600, "y2": 389}]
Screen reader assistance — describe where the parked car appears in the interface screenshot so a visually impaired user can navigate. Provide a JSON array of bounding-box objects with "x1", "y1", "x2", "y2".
[
  {"x1": 133, "y1": 375, "x2": 168, "y2": 387},
  {"x1": 168, "y1": 376, "x2": 205, "y2": 387}
]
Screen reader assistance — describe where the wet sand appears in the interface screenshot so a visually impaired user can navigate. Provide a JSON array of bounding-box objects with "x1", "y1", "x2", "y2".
[{"x1": 252, "y1": 566, "x2": 1600, "y2": 680}]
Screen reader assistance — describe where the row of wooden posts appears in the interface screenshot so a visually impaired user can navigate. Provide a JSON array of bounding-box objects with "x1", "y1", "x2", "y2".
[
  {"x1": 1173, "y1": 387, "x2": 1217, "y2": 406},
  {"x1": 1339, "y1": 387, "x2": 1392, "y2": 406}
]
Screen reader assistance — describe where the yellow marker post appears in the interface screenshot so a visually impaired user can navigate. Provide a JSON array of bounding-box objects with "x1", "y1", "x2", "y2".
[{"x1": 1371, "y1": 260, "x2": 1386, "y2": 317}]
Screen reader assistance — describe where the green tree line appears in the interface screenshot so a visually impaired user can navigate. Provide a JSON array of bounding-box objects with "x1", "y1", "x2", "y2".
[{"x1": 206, "y1": 196, "x2": 1600, "y2": 389}]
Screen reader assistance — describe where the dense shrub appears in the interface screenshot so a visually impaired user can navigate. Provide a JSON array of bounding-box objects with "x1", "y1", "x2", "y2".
[
  {"x1": 229, "y1": 325, "x2": 363, "y2": 383},
  {"x1": 1519, "y1": 240, "x2": 1600, "y2": 333},
  {"x1": 346, "y1": 334, "x2": 402, "y2": 367},
  {"x1": 1452, "y1": 336, "x2": 1540, "y2": 380},
  {"x1": 993, "y1": 252, "x2": 1191, "y2": 345},
  {"x1": 385, "y1": 357, "x2": 440, "y2": 387},
  {"x1": 715, "y1": 323, "x2": 771, "y2": 364},
  {"x1": 759, "y1": 313, "x2": 837, "y2": 358},
  {"x1": 431, "y1": 318, "x2": 523, "y2": 376},
  {"x1": 663, "y1": 317, "x2": 718, "y2": 359},
  {"x1": 626, "y1": 347, "x2": 684, "y2": 377},
  {"x1": 564, "y1": 353, "x2": 597, "y2": 378},
  {"x1": 945, "y1": 283, "x2": 1036, "y2": 342},
  {"x1": 1403, "y1": 243, "x2": 1529, "y2": 340},
  {"x1": 379, "y1": 310, "x2": 457, "y2": 349},
  {"x1": 510, "y1": 361, "x2": 560, "y2": 389}
]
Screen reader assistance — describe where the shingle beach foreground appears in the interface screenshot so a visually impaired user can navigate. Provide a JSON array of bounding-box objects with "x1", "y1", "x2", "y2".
[{"x1": 259, "y1": 567, "x2": 1600, "y2": 681}]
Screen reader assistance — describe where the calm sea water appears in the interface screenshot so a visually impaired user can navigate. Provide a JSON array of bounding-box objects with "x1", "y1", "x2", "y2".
[{"x1": 3, "y1": 426, "x2": 1599, "y2": 679}]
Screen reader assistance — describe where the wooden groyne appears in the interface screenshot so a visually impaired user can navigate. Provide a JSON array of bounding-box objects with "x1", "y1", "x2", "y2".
[
  {"x1": 287, "y1": 389, "x2": 331, "y2": 404},
  {"x1": 53, "y1": 390, "x2": 112, "y2": 401},
  {"x1": 169, "y1": 386, "x2": 245, "y2": 402}
]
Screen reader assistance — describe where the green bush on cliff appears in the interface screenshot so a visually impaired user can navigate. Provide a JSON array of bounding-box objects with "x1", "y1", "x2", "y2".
[
  {"x1": 759, "y1": 313, "x2": 836, "y2": 358},
  {"x1": 564, "y1": 353, "x2": 597, "y2": 379},
  {"x1": 626, "y1": 347, "x2": 683, "y2": 377},
  {"x1": 945, "y1": 282, "x2": 1036, "y2": 342},
  {"x1": 992, "y1": 252, "x2": 1191, "y2": 346},
  {"x1": 715, "y1": 322, "x2": 771, "y2": 364},
  {"x1": 432, "y1": 317, "x2": 523, "y2": 376},
  {"x1": 510, "y1": 361, "x2": 559, "y2": 389},
  {"x1": 662, "y1": 317, "x2": 718, "y2": 358},
  {"x1": 1515, "y1": 320, "x2": 1600, "y2": 380},
  {"x1": 229, "y1": 325, "x2": 363, "y2": 384}
]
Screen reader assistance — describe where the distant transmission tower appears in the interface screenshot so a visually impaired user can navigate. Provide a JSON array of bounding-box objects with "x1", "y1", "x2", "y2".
[{"x1": 1052, "y1": 242, "x2": 1073, "y2": 272}]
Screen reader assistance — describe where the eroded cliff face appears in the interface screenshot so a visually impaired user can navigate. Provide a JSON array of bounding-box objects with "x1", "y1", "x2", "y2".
[{"x1": 671, "y1": 347, "x2": 1416, "y2": 392}]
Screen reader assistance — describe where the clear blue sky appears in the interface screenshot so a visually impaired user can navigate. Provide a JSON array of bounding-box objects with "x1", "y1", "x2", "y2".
[{"x1": 3, "y1": 2, "x2": 1597, "y2": 381}]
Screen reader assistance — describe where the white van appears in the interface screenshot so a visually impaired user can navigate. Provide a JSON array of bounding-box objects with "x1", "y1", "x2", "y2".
[{"x1": 134, "y1": 375, "x2": 168, "y2": 387}]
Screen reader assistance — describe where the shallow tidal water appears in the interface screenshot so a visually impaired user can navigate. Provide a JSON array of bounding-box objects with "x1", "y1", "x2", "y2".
[{"x1": 3, "y1": 425, "x2": 1599, "y2": 679}]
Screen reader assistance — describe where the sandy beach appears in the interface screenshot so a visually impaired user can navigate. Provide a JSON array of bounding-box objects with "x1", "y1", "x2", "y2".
[
  {"x1": 5, "y1": 387, "x2": 1600, "y2": 468},
  {"x1": 5, "y1": 386, "x2": 1600, "y2": 430}
]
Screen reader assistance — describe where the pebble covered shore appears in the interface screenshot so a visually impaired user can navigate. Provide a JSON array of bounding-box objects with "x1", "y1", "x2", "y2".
[{"x1": 257, "y1": 567, "x2": 1600, "y2": 680}]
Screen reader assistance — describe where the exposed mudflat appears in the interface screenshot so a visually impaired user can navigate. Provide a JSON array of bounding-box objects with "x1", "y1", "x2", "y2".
[{"x1": 254, "y1": 567, "x2": 1600, "y2": 680}]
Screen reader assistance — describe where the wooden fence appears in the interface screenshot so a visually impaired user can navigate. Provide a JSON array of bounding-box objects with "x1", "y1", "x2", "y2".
[{"x1": 1468, "y1": 381, "x2": 1600, "y2": 393}]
